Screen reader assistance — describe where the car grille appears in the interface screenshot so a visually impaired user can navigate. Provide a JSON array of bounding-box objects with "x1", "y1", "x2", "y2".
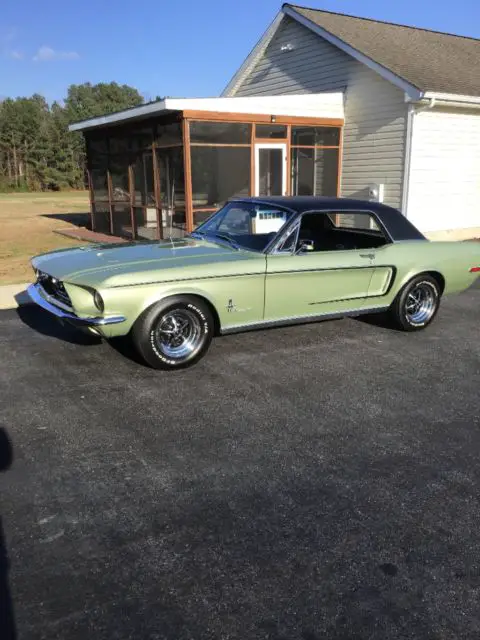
[{"x1": 37, "y1": 271, "x2": 72, "y2": 309}]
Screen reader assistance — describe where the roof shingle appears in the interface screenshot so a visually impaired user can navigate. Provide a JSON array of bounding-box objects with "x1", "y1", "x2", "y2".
[{"x1": 286, "y1": 4, "x2": 480, "y2": 97}]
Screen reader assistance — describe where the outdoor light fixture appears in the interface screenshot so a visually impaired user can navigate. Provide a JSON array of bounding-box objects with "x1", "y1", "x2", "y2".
[{"x1": 271, "y1": 115, "x2": 276, "y2": 123}]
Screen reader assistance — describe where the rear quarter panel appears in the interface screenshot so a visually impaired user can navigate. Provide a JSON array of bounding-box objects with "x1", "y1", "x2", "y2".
[{"x1": 374, "y1": 240, "x2": 480, "y2": 302}]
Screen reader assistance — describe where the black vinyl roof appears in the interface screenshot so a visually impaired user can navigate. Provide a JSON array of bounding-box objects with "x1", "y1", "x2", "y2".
[{"x1": 230, "y1": 196, "x2": 426, "y2": 242}]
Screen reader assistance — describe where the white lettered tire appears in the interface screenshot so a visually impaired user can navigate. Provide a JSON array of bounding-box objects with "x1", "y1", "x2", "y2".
[
  {"x1": 132, "y1": 296, "x2": 214, "y2": 369},
  {"x1": 389, "y1": 274, "x2": 441, "y2": 331}
]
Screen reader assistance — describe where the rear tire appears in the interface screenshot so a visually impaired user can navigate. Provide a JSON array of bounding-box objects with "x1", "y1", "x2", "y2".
[
  {"x1": 389, "y1": 274, "x2": 441, "y2": 331},
  {"x1": 132, "y1": 296, "x2": 214, "y2": 369}
]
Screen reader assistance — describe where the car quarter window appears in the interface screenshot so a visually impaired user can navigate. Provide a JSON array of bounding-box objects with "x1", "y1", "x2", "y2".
[
  {"x1": 292, "y1": 211, "x2": 389, "y2": 253},
  {"x1": 327, "y1": 212, "x2": 380, "y2": 231}
]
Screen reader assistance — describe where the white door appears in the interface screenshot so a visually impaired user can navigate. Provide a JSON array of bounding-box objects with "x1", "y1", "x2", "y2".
[{"x1": 254, "y1": 143, "x2": 287, "y2": 197}]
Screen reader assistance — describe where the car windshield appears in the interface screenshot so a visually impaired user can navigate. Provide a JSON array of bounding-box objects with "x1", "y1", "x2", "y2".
[{"x1": 191, "y1": 202, "x2": 294, "y2": 252}]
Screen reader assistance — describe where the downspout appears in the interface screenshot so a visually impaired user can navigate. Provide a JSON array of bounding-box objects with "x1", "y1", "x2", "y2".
[
  {"x1": 416, "y1": 96, "x2": 436, "y2": 113},
  {"x1": 401, "y1": 97, "x2": 436, "y2": 217}
]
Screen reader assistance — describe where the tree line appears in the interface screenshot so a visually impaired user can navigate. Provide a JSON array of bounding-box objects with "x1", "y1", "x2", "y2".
[{"x1": 0, "y1": 82, "x2": 146, "y2": 192}]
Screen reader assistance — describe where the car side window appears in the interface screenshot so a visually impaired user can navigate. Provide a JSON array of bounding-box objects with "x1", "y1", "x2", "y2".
[
  {"x1": 275, "y1": 221, "x2": 300, "y2": 253},
  {"x1": 327, "y1": 212, "x2": 380, "y2": 231},
  {"x1": 296, "y1": 211, "x2": 388, "y2": 252}
]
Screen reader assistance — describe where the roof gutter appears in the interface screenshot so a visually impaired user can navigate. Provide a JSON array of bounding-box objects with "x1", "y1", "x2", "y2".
[
  {"x1": 413, "y1": 92, "x2": 480, "y2": 110},
  {"x1": 68, "y1": 100, "x2": 169, "y2": 132}
]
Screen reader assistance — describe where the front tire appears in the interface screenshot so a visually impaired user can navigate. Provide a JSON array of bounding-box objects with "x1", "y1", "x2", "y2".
[
  {"x1": 389, "y1": 275, "x2": 441, "y2": 331},
  {"x1": 132, "y1": 296, "x2": 214, "y2": 369}
]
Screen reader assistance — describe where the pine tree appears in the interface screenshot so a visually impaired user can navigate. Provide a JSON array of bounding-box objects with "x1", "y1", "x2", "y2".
[{"x1": 0, "y1": 82, "x2": 145, "y2": 192}]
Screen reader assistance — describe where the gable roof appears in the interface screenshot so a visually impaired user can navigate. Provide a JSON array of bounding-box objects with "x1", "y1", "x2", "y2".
[
  {"x1": 224, "y1": 4, "x2": 480, "y2": 100},
  {"x1": 285, "y1": 4, "x2": 480, "y2": 97}
]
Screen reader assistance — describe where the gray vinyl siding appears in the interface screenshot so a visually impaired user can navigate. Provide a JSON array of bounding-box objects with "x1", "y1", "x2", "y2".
[{"x1": 232, "y1": 16, "x2": 407, "y2": 209}]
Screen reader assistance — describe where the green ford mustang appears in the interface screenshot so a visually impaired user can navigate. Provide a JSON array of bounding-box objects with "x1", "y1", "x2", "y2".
[{"x1": 28, "y1": 197, "x2": 479, "y2": 370}]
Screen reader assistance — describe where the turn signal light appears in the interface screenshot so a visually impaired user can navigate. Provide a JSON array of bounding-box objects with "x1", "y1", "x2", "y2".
[{"x1": 470, "y1": 267, "x2": 480, "y2": 273}]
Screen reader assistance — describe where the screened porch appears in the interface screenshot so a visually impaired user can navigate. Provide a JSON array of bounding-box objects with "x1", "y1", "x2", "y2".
[{"x1": 74, "y1": 95, "x2": 344, "y2": 240}]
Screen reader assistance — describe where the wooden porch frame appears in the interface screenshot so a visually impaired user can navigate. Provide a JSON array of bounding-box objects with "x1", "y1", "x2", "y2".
[
  {"x1": 182, "y1": 110, "x2": 343, "y2": 127},
  {"x1": 85, "y1": 110, "x2": 344, "y2": 237}
]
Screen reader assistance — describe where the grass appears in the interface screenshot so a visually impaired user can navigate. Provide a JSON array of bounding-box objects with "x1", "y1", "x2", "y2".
[{"x1": 0, "y1": 191, "x2": 90, "y2": 284}]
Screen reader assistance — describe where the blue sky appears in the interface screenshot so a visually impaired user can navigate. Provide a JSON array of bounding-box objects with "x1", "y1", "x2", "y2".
[{"x1": 1, "y1": 0, "x2": 479, "y2": 102}]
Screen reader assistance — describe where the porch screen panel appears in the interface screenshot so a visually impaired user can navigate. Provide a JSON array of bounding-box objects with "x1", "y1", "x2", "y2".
[
  {"x1": 156, "y1": 147, "x2": 186, "y2": 234},
  {"x1": 291, "y1": 126, "x2": 341, "y2": 197},
  {"x1": 92, "y1": 203, "x2": 110, "y2": 234},
  {"x1": 109, "y1": 132, "x2": 133, "y2": 239},
  {"x1": 132, "y1": 151, "x2": 156, "y2": 240},
  {"x1": 87, "y1": 135, "x2": 110, "y2": 232},
  {"x1": 190, "y1": 121, "x2": 251, "y2": 225}
]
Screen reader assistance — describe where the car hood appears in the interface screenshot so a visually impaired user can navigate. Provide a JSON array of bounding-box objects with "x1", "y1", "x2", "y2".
[{"x1": 31, "y1": 238, "x2": 264, "y2": 287}]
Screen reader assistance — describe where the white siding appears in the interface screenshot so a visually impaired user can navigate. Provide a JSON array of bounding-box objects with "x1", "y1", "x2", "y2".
[
  {"x1": 407, "y1": 108, "x2": 480, "y2": 233},
  {"x1": 231, "y1": 16, "x2": 407, "y2": 209},
  {"x1": 168, "y1": 94, "x2": 343, "y2": 120}
]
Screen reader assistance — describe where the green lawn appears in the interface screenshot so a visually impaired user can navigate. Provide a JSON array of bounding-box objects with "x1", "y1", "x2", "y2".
[{"x1": 0, "y1": 191, "x2": 90, "y2": 284}]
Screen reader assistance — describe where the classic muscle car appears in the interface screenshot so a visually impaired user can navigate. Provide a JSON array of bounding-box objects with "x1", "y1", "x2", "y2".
[{"x1": 27, "y1": 197, "x2": 479, "y2": 369}]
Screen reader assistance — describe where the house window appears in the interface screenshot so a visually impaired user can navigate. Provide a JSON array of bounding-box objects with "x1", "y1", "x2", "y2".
[{"x1": 290, "y1": 126, "x2": 341, "y2": 197}]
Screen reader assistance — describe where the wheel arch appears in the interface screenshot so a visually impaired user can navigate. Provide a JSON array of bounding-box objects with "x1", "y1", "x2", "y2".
[
  {"x1": 422, "y1": 270, "x2": 445, "y2": 295},
  {"x1": 139, "y1": 290, "x2": 222, "y2": 336},
  {"x1": 395, "y1": 269, "x2": 446, "y2": 297}
]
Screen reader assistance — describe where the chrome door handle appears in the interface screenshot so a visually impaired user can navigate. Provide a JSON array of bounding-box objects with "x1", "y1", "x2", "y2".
[{"x1": 360, "y1": 253, "x2": 375, "y2": 260}]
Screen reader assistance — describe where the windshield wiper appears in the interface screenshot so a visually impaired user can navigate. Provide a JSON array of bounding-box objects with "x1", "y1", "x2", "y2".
[{"x1": 213, "y1": 232, "x2": 240, "y2": 250}]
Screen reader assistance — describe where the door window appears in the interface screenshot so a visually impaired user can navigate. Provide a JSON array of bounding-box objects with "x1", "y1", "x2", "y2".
[{"x1": 292, "y1": 211, "x2": 389, "y2": 252}]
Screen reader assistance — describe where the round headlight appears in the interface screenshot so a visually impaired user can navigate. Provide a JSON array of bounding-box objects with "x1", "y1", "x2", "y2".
[{"x1": 93, "y1": 291, "x2": 104, "y2": 313}]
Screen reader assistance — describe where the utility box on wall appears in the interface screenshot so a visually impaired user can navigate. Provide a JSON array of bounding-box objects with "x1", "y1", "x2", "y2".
[{"x1": 368, "y1": 183, "x2": 385, "y2": 203}]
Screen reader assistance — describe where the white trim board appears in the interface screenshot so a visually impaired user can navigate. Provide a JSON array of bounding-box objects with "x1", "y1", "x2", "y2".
[{"x1": 69, "y1": 94, "x2": 344, "y2": 132}]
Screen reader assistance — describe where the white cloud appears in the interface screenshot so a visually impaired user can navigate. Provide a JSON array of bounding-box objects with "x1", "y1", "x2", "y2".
[
  {"x1": 1, "y1": 27, "x2": 23, "y2": 60},
  {"x1": 33, "y1": 45, "x2": 79, "y2": 62}
]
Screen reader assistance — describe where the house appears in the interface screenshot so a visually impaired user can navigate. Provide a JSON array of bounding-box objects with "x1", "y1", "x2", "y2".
[
  {"x1": 224, "y1": 4, "x2": 480, "y2": 240},
  {"x1": 70, "y1": 3, "x2": 480, "y2": 240}
]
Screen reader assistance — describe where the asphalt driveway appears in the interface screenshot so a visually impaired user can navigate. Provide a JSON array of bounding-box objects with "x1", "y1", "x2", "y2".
[{"x1": 0, "y1": 281, "x2": 479, "y2": 640}]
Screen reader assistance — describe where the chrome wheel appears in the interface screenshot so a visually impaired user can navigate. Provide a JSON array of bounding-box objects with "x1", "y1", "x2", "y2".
[
  {"x1": 154, "y1": 309, "x2": 202, "y2": 359},
  {"x1": 404, "y1": 281, "x2": 437, "y2": 325}
]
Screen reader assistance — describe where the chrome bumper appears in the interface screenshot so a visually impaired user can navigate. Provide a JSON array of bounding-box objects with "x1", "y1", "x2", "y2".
[{"x1": 27, "y1": 283, "x2": 126, "y2": 327}]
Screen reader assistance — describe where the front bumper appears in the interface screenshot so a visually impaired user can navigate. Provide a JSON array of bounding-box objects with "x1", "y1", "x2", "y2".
[{"x1": 27, "y1": 283, "x2": 126, "y2": 328}]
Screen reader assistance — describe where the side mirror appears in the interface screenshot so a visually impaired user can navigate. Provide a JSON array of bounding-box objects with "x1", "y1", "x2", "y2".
[{"x1": 296, "y1": 239, "x2": 314, "y2": 254}]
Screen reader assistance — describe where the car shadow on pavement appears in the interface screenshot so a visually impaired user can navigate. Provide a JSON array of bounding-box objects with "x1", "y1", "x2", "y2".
[
  {"x1": 107, "y1": 336, "x2": 149, "y2": 367},
  {"x1": 16, "y1": 305, "x2": 102, "y2": 346},
  {"x1": 0, "y1": 427, "x2": 17, "y2": 640},
  {"x1": 353, "y1": 311, "x2": 400, "y2": 331}
]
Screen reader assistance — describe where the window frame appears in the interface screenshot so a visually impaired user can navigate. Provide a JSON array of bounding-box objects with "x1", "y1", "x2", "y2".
[
  {"x1": 269, "y1": 208, "x2": 393, "y2": 255},
  {"x1": 194, "y1": 200, "x2": 296, "y2": 253}
]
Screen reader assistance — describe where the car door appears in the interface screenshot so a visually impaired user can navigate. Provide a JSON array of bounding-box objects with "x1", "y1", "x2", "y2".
[
  {"x1": 265, "y1": 250, "x2": 376, "y2": 320},
  {"x1": 264, "y1": 210, "x2": 387, "y2": 321}
]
